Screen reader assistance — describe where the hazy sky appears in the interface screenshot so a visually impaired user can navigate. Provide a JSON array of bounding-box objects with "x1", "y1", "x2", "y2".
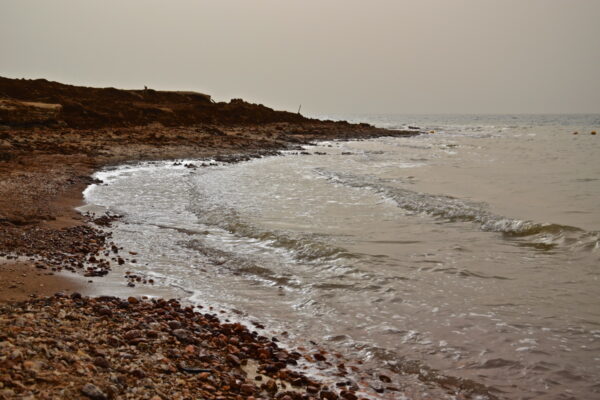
[{"x1": 1, "y1": 0, "x2": 599, "y2": 115}]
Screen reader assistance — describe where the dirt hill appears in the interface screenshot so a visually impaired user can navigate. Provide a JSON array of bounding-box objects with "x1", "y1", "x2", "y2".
[{"x1": 0, "y1": 77, "x2": 308, "y2": 128}]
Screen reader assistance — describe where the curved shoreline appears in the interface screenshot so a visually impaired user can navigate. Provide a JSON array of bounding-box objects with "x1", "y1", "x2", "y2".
[
  {"x1": 0, "y1": 77, "x2": 494, "y2": 399},
  {"x1": 3, "y1": 125, "x2": 469, "y2": 400},
  {"x1": 77, "y1": 145, "x2": 501, "y2": 400},
  {"x1": 0, "y1": 122, "x2": 416, "y2": 299}
]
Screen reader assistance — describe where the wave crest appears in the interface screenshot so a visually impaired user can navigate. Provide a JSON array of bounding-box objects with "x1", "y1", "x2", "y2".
[{"x1": 317, "y1": 169, "x2": 599, "y2": 250}]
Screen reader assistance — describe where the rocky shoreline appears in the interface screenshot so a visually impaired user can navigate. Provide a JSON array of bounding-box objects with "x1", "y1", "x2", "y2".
[
  {"x1": 0, "y1": 78, "x2": 496, "y2": 399},
  {"x1": 0, "y1": 122, "x2": 414, "y2": 299},
  {"x1": 1, "y1": 294, "x2": 353, "y2": 400}
]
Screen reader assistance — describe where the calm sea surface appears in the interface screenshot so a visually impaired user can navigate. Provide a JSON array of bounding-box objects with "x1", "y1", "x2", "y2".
[{"x1": 84, "y1": 114, "x2": 600, "y2": 399}]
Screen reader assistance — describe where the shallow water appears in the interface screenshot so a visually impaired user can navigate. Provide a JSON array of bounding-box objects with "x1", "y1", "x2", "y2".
[{"x1": 84, "y1": 114, "x2": 600, "y2": 399}]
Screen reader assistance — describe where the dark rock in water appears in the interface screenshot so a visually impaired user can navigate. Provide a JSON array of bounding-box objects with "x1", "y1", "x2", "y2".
[
  {"x1": 370, "y1": 381, "x2": 385, "y2": 393},
  {"x1": 81, "y1": 383, "x2": 107, "y2": 400},
  {"x1": 240, "y1": 383, "x2": 257, "y2": 395},
  {"x1": 340, "y1": 390, "x2": 358, "y2": 400},
  {"x1": 307, "y1": 385, "x2": 319, "y2": 393},
  {"x1": 264, "y1": 379, "x2": 278, "y2": 394},
  {"x1": 319, "y1": 390, "x2": 338, "y2": 400},
  {"x1": 226, "y1": 353, "x2": 241, "y2": 366}
]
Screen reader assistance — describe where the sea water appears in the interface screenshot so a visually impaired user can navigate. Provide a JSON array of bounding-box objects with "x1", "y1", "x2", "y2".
[{"x1": 83, "y1": 114, "x2": 600, "y2": 399}]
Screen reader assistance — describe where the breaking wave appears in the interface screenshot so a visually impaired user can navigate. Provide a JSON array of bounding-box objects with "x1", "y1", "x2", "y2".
[
  {"x1": 187, "y1": 198, "x2": 356, "y2": 263},
  {"x1": 316, "y1": 169, "x2": 599, "y2": 251}
]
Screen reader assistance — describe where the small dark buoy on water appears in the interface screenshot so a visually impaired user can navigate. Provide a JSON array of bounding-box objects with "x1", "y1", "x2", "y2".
[{"x1": 592, "y1": 131, "x2": 597, "y2": 135}]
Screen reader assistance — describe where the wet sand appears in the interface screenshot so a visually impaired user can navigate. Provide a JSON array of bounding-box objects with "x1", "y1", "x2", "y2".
[{"x1": 0, "y1": 260, "x2": 84, "y2": 302}]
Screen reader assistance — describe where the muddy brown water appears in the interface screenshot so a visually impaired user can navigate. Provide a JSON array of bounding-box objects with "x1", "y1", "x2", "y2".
[{"x1": 82, "y1": 114, "x2": 600, "y2": 399}]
